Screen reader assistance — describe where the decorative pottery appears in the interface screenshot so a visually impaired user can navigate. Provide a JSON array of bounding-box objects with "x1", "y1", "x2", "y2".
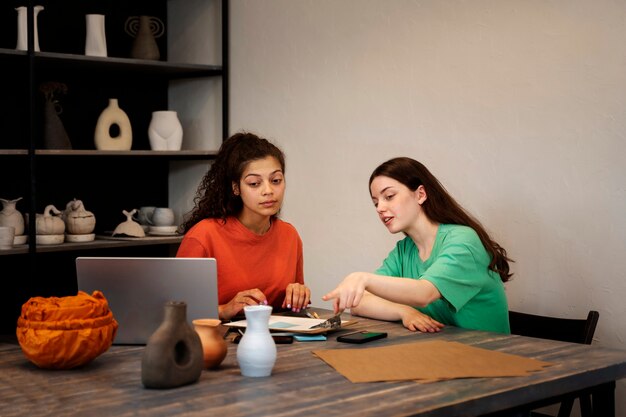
[
  {"x1": 16, "y1": 6, "x2": 44, "y2": 52},
  {"x1": 85, "y1": 14, "x2": 107, "y2": 57},
  {"x1": 236, "y1": 305, "x2": 276, "y2": 377},
  {"x1": 43, "y1": 99, "x2": 72, "y2": 150},
  {"x1": 13, "y1": 234, "x2": 28, "y2": 245},
  {"x1": 65, "y1": 233, "x2": 95, "y2": 243},
  {"x1": 142, "y1": 301, "x2": 203, "y2": 389},
  {"x1": 148, "y1": 111, "x2": 183, "y2": 151},
  {"x1": 192, "y1": 319, "x2": 227, "y2": 369},
  {"x1": 148, "y1": 225, "x2": 178, "y2": 236},
  {"x1": 35, "y1": 205, "x2": 65, "y2": 235},
  {"x1": 0, "y1": 227, "x2": 15, "y2": 250},
  {"x1": 112, "y1": 209, "x2": 145, "y2": 237},
  {"x1": 63, "y1": 199, "x2": 96, "y2": 236},
  {"x1": 151, "y1": 207, "x2": 175, "y2": 226},
  {"x1": 36, "y1": 234, "x2": 64, "y2": 245},
  {"x1": 125, "y1": 15, "x2": 164, "y2": 60},
  {"x1": 0, "y1": 197, "x2": 25, "y2": 236},
  {"x1": 94, "y1": 98, "x2": 132, "y2": 151},
  {"x1": 133, "y1": 206, "x2": 155, "y2": 226}
]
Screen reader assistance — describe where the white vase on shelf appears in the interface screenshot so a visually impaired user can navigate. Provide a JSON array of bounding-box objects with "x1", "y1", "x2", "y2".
[
  {"x1": 148, "y1": 111, "x2": 183, "y2": 151},
  {"x1": 85, "y1": 14, "x2": 107, "y2": 57},
  {"x1": 16, "y1": 6, "x2": 44, "y2": 52},
  {"x1": 94, "y1": 99, "x2": 132, "y2": 151}
]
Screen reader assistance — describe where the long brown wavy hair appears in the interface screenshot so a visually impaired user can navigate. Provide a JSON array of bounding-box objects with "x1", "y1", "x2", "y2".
[
  {"x1": 369, "y1": 157, "x2": 513, "y2": 283},
  {"x1": 180, "y1": 132, "x2": 286, "y2": 233}
]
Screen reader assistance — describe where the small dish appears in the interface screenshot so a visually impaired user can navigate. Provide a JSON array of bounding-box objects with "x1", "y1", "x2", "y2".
[
  {"x1": 36, "y1": 234, "x2": 65, "y2": 245},
  {"x1": 13, "y1": 235, "x2": 28, "y2": 245},
  {"x1": 65, "y1": 233, "x2": 96, "y2": 243},
  {"x1": 149, "y1": 225, "x2": 179, "y2": 234}
]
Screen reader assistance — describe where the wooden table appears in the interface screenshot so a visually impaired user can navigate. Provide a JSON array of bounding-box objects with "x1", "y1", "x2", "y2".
[{"x1": 2, "y1": 312, "x2": 626, "y2": 417}]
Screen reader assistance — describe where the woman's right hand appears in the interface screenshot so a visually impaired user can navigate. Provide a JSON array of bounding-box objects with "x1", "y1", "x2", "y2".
[
  {"x1": 219, "y1": 288, "x2": 267, "y2": 321},
  {"x1": 399, "y1": 307, "x2": 444, "y2": 333},
  {"x1": 322, "y1": 272, "x2": 369, "y2": 314}
]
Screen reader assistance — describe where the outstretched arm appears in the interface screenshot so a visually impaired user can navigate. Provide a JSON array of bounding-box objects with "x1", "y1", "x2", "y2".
[{"x1": 322, "y1": 272, "x2": 441, "y2": 312}]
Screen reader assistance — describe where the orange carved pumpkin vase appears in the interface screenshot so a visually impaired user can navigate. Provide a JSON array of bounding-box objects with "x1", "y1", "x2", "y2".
[{"x1": 16, "y1": 290, "x2": 118, "y2": 369}]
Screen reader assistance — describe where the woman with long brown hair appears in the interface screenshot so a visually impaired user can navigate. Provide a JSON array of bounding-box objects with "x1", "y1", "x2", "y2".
[{"x1": 323, "y1": 157, "x2": 512, "y2": 333}]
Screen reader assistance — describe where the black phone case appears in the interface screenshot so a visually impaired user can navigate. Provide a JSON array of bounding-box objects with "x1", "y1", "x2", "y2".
[{"x1": 336, "y1": 331, "x2": 388, "y2": 344}]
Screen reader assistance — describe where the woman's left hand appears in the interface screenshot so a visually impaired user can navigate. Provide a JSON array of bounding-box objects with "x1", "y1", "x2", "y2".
[{"x1": 282, "y1": 283, "x2": 311, "y2": 312}]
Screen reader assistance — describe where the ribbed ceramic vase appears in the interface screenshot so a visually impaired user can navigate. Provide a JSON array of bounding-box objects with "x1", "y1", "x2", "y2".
[
  {"x1": 141, "y1": 301, "x2": 203, "y2": 389},
  {"x1": 148, "y1": 111, "x2": 183, "y2": 151},
  {"x1": 16, "y1": 6, "x2": 43, "y2": 52},
  {"x1": 236, "y1": 305, "x2": 276, "y2": 377},
  {"x1": 193, "y1": 319, "x2": 227, "y2": 369},
  {"x1": 94, "y1": 98, "x2": 132, "y2": 150},
  {"x1": 85, "y1": 14, "x2": 107, "y2": 57}
]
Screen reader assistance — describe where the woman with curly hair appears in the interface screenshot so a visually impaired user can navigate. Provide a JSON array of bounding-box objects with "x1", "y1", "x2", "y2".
[
  {"x1": 177, "y1": 132, "x2": 310, "y2": 320},
  {"x1": 323, "y1": 157, "x2": 513, "y2": 334}
]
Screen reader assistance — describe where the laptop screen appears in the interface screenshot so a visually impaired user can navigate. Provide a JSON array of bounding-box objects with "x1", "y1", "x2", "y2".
[{"x1": 76, "y1": 257, "x2": 218, "y2": 345}]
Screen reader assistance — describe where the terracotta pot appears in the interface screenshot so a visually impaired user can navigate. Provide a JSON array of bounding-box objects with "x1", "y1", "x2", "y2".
[{"x1": 193, "y1": 319, "x2": 227, "y2": 369}]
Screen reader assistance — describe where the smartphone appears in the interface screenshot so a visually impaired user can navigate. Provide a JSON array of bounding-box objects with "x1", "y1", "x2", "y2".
[
  {"x1": 336, "y1": 331, "x2": 388, "y2": 344},
  {"x1": 233, "y1": 334, "x2": 294, "y2": 344}
]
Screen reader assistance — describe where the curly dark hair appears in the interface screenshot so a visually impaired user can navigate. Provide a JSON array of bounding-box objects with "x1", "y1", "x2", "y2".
[
  {"x1": 180, "y1": 132, "x2": 286, "y2": 233},
  {"x1": 369, "y1": 157, "x2": 513, "y2": 283}
]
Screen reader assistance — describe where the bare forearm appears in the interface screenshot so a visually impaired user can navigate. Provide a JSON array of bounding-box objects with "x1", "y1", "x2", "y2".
[
  {"x1": 351, "y1": 292, "x2": 412, "y2": 321},
  {"x1": 359, "y1": 272, "x2": 440, "y2": 306}
]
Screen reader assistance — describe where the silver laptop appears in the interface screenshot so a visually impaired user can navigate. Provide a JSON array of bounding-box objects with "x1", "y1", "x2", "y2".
[{"x1": 76, "y1": 257, "x2": 218, "y2": 345}]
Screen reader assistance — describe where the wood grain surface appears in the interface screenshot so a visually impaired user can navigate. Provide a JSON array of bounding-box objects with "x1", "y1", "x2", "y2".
[{"x1": 1, "y1": 310, "x2": 625, "y2": 417}]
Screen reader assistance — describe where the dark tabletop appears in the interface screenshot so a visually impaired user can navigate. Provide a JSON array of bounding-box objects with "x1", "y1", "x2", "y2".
[{"x1": 2, "y1": 310, "x2": 626, "y2": 417}]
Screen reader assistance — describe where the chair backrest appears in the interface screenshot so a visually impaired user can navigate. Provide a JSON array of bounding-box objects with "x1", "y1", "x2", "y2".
[{"x1": 509, "y1": 310, "x2": 599, "y2": 345}]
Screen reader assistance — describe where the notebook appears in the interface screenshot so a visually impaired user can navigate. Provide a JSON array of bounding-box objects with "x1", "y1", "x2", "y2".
[{"x1": 76, "y1": 257, "x2": 218, "y2": 345}]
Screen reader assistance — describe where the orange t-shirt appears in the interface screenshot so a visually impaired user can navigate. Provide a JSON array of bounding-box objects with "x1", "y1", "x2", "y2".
[{"x1": 176, "y1": 217, "x2": 304, "y2": 310}]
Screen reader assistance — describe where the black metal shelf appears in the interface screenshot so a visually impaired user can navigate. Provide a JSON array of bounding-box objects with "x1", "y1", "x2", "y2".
[
  {"x1": 0, "y1": 235, "x2": 182, "y2": 256},
  {"x1": 31, "y1": 51, "x2": 223, "y2": 79}
]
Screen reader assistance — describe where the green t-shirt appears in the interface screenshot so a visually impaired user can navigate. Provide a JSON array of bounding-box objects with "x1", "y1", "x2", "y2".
[{"x1": 375, "y1": 224, "x2": 510, "y2": 334}]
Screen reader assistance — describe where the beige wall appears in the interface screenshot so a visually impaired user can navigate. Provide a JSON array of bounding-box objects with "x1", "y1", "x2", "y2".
[{"x1": 230, "y1": 1, "x2": 626, "y2": 413}]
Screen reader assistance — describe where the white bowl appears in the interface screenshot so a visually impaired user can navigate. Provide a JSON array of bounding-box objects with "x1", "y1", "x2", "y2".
[{"x1": 36, "y1": 234, "x2": 65, "y2": 245}]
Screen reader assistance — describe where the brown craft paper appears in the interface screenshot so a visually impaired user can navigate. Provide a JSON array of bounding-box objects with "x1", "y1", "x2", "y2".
[{"x1": 313, "y1": 340, "x2": 553, "y2": 383}]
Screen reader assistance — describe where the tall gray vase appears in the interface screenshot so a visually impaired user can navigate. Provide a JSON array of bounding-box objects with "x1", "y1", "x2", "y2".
[
  {"x1": 141, "y1": 301, "x2": 203, "y2": 389},
  {"x1": 43, "y1": 100, "x2": 72, "y2": 149}
]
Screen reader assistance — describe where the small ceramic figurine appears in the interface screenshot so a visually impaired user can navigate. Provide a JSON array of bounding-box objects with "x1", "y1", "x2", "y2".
[
  {"x1": 112, "y1": 209, "x2": 145, "y2": 237},
  {"x1": 36, "y1": 205, "x2": 65, "y2": 235},
  {"x1": 0, "y1": 197, "x2": 25, "y2": 236},
  {"x1": 63, "y1": 199, "x2": 96, "y2": 235}
]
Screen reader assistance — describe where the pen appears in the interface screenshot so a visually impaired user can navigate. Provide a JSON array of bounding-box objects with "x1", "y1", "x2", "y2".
[{"x1": 306, "y1": 311, "x2": 320, "y2": 319}]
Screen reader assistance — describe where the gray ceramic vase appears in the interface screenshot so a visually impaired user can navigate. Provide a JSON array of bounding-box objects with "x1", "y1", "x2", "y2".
[{"x1": 141, "y1": 301, "x2": 203, "y2": 389}]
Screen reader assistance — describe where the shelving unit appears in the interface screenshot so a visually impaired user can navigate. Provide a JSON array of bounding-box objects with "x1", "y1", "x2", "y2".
[{"x1": 0, "y1": 0, "x2": 228, "y2": 333}]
